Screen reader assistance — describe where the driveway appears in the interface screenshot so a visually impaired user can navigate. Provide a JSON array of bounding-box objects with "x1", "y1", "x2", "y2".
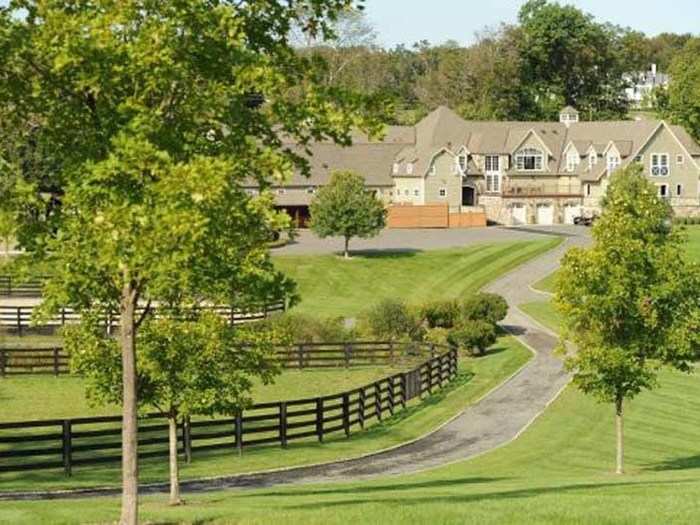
[{"x1": 273, "y1": 225, "x2": 588, "y2": 255}]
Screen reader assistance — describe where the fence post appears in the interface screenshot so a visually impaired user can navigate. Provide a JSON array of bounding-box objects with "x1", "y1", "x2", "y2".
[
  {"x1": 16, "y1": 307, "x2": 22, "y2": 337},
  {"x1": 358, "y1": 387, "x2": 366, "y2": 429},
  {"x1": 298, "y1": 344, "x2": 304, "y2": 369},
  {"x1": 389, "y1": 341, "x2": 394, "y2": 361},
  {"x1": 375, "y1": 381, "x2": 382, "y2": 421},
  {"x1": 344, "y1": 343, "x2": 351, "y2": 368},
  {"x1": 342, "y1": 393, "x2": 350, "y2": 437},
  {"x1": 400, "y1": 373, "x2": 407, "y2": 409},
  {"x1": 315, "y1": 397, "x2": 324, "y2": 443},
  {"x1": 0, "y1": 349, "x2": 5, "y2": 377},
  {"x1": 279, "y1": 402, "x2": 288, "y2": 448},
  {"x1": 182, "y1": 417, "x2": 192, "y2": 464},
  {"x1": 61, "y1": 307, "x2": 66, "y2": 327},
  {"x1": 53, "y1": 347, "x2": 60, "y2": 376},
  {"x1": 235, "y1": 411, "x2": 243, "y2": 456},
  {"x1": 62, "y1": 420, "x2": 72, "y2": 477},
  {"x1": 387, "y1": 378, "x2": 395, "y2": 416}
]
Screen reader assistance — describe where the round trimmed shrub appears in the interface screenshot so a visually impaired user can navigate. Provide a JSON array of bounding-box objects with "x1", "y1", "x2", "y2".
[
  {"x1": 447, "y1": 320, "x2": 497, "y2": 356},
  {"x1": 461, "y1": 293, "x2": 508, "y2": 325},
  {"x1": 421, "y1": 300, "x2": 460, "y2": 328}
]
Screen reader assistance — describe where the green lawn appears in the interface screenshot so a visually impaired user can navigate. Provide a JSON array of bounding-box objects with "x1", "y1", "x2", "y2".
[
  {"x1": 531, "y1": 271, "x2": 557, "y2": 294},
  {"x1": 5, "y1": 363, "x2": 700, "y2": 524},
  {"x1": 275, "y1": 239, "x2": 560, "y2": 317},
  {"x1": 0, "y1": 366, "x2": 414, "y2": 421},
  {"x1": 519, "y1": 301, "x2": 562, "y2": 334},
  {"x1": 0, "y1": 336, "x2": 531, "y2": 493}
]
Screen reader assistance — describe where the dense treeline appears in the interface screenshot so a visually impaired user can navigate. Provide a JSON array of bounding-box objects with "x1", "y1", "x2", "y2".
[{"x1": 303, "y1": 0, "x2": 696, "y2": 124}]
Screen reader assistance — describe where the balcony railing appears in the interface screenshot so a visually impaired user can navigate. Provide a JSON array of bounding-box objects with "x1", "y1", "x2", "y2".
[{"x1": 500, "y1": 183, "x2": 581, "y2": 198}]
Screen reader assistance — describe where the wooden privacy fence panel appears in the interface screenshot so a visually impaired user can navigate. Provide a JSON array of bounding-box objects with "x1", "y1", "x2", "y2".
[
  {"x1": 0, "y1": 341, "x2": 432, "y2": 376},
  {"x1": 0, "y1": 302, "x2": 285, "y2": 336},
  {"x1": 0, "y1": 345, "x2": 458, "y2": 475},
  {"x1": 387, "y1": 204, "x2": 449, "y2": 229},
  {"x1": 0, "y1": 275, "x2": 45, "y2": 298}
]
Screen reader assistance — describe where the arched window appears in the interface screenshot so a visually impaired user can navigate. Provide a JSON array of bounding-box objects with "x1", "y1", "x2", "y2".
[
  {"x1": 515, "y1": 148, "x2": 544, "y2": 171},
  {"x1": 456, "y1": 150, "x2": 468, "y2": 174}
]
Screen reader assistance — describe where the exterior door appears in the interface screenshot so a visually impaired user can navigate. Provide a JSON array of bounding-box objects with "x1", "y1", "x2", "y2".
[
  {"x1": 512, "y1": 203, "x2": 527, "y2": 225},
  {"x1": 536, "y1": 204, "x2": 554, "y2": 225},
  {"x1": 462, "y1": 186, "x2": 475, "y2": 206}
]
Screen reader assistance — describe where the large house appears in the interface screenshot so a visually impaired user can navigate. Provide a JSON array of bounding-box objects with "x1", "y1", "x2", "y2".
[
  {"x1": 252, "y1": 105, "x2": 700, "y2": 226},
  {"x1": 624, "y1": 64, "x2": 669, "y2": 110}
]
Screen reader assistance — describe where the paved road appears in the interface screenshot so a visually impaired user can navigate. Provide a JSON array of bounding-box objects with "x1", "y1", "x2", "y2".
[{"x1": 0, "y1": 227, "x2": 590, "y2": 501}]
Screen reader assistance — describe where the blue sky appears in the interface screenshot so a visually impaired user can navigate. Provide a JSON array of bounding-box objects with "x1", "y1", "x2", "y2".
[{"x1": 363, "y1": 0, "x2": 700, "y2": 48}]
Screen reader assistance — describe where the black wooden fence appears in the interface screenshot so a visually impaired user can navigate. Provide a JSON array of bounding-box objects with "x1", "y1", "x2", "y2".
[
  {"x1": 0, "y1": 345, "x2": 458, "y2": 475},
  {"x1": 0, "y1": 302, "x2": 285, "y2": 336},
  {"x1": 0, "y1": 341, "x2": 427, "y2": 376},
  {"x1": 0, "y1": 275, "x2": 44, "y2": 297}
]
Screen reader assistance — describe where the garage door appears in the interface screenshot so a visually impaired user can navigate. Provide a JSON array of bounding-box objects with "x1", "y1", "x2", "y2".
[
  {"x1": 512, "y1": 203, "x2": 527, "y2": 225},
  {"x1": 536, "y1": 204, "x2": 553, "y2": 225},
  {"x1": 564, "y1": 205, "x2": 580, "y2": 225}
]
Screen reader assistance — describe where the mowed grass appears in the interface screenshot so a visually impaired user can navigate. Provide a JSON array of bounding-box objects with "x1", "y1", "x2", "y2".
[
  {"x1": 5, "y1": 366, "x2": 700, "y2": 524},
  {"x1": 0, "y1": 336, "x2": 531, "y2": 492},
  {"x1": 0, "y1": 366, "x2": 411, "y2": 421},
  {"x1": 274, "y1": 239, "x2": 560, "y2": 317}
]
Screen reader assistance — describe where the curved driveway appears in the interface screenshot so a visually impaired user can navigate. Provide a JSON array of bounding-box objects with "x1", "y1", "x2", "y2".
[{"x1": 0, "y1": 226, "x2": 588, "y2": 501}]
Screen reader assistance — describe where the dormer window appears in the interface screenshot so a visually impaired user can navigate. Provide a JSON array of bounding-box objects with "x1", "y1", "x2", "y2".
[
  {"x1": 515, "y1": 148, "x2": 544, "y2": 171},
  {"x1": 607, "y1": 154, "x2": 620, "y2": 173},
  {"x1": 566, "y1": 152, "x2": 579, "y2": 172},
  {"x1": 406, "y1": 162, "x2": 414, "y2": 175},
  {"x1": 392, "y1": 163, "x2": 399, "y2": 175},
  {"x1": 429, "y1": 163, "x2": 436, "y2": 175},
  {"x1": 457, "y1": 151, "x2": 468, "y2": 174},
  {"x1": 588, "y1": 153, "x2": 597, "y2": 169}
]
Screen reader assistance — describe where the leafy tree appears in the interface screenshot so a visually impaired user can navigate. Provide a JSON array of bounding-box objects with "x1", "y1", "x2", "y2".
[
  {"x1": 666, "y1": 38, "x2": 700, "y2": 140},
  {"x1": 421, "y1": 300, "x2": 460, "y2": 329},
  {"x1": 0, "y1": 209, "x2": 15, "y2": 258},
  {"x1": 0, "y1": 2, "x2": 384, "y2": 522},
  {"x1": 518, "y1": 0, "x2": 629, "y2": 120},
  {"x1": 555, "y1": 165, "x2": 700, "y2": 474},
  {"x1": 447, "y1": 320, "x2": 497, "y2": 356},
  {"x1": 461, "y1": 293, "x2": 508, "y2": 325},
  {"x1": 363, "y1": 298, "x2": 424, "y2": 342},
  {"x1": 310, "y1": 171, "x2": 386, "y2": 258},
  {"x1": 67, "y1": 313, "x2": 280, "y2": 506}
]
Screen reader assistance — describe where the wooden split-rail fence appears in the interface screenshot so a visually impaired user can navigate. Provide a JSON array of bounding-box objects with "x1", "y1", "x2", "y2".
[
  {"x1": 0, "y1": 341, "x2": 427, "y2": 376},
  {"x1": 0, "y1": 344, "x2": 458, "y2": 475},
  {"x1": 0, "y1": 275, "x2": 44, "y2": 298}
]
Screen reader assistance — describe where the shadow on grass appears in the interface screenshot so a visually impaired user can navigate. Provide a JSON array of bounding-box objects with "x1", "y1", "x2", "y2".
[
  {"x1": 645, "y1": 455, "x2": 700, "y2": 472},
  {"x1": 340, "y1": 249, "x2": 422, "y2": 260},
  {"x1": 268, "y1": 478, "x2": 697, "y2": 513}
]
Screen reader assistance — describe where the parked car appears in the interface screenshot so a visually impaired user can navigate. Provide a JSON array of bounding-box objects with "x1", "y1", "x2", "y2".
[{"x1": 573, "y1": 213, "x2": 598, "y2": 226}]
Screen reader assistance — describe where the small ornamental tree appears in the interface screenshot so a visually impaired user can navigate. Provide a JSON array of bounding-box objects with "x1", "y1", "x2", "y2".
[
  {"x1": 555, "y1": 165, "x2": 700, "y2": 474},
  {"x1": 67, "y1": 312, "x2": 281, "y2": 506},
  {"x1": 461, "y1": 293, "x2": 508, "y2": 325},
  {"x1": 447, "y1": 320, "x2": 497, "y2": 356},
  {"x1": 310, "y1": 171, "x2": 387, "y2": 258}
]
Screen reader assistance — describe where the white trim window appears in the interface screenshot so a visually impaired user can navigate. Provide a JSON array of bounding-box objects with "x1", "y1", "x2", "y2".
[
  {"x1": 585, "y1": 183, "x2": 591, "y2": 197},
  {"x1": 566, "y1": 152, "x2": 579, "y2": 172},
  {"x1": 634, "y1": 155, "x2": 643, "y2": 163},
  {"x1": 515, "y1": 148, "x2": 544, "y2": 171},
  {"x1": 406, "y1": 163, "x2": 414, "y2": 175},
  {"x1": 438, "y1": 188, "x2": 447, "y2": 198},
  {"x1": 588, "y1": 153, "x2": 597, "y2": 169},
  {"x1": 457, "y1": 151, "x2": 468, "y2": 174},
  {"x1": 606, "y1": 154, "x2": 620, "y2": 173},
  {"x1": 486, "y1": 173, "x2": 501, "y2": 193},
  {"x1": 429, "y1": 163, "x2": 436, "y2": 175},
  {"x1": 676, "y1": 154, "x2": 684, "y2": 165},
  {"x1": 676, "y1": 184, "x2": 683, "y2": 196},
  {"x1": 485, "y1": 155, "x2": 500, "y2": 173},
  {"x1": 277, "y1": 188, "x2": 286, "y2": 195},
  {"x1": 306, "y1": 187, "x2": 316, "y2": 194},
  {"x1": 413, "y1": 189, "x2": 420, "y2": 197},
  {"x1": 392, "y1": 163, "x2": 400, "y2": 175},
  {"x1": 651, "y1": 154, "x2": 670, "y2": 176}
]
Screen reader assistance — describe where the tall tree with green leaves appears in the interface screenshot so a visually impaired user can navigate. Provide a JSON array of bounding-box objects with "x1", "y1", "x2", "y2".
[
  {"x1": 518, "y1": 0, "x2": 629, "y2": 120},
  {"x1": 0, "y1": 1, "x2": 385, "y2": 522},
  {"x1": 310, "y1": 170, "x2": 386, "y2": 258},
  {"x1": 666, "y1": 38, "x2": 700, "y2": 141},
  {"x1": 555, "y1": 166, "x2": 700, "y2": 474},
  {"x1": 67, "y1": 312, "x2": 281, "y2": 506}
]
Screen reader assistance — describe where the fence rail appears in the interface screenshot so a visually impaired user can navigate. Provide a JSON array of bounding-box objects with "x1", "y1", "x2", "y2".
[
  {"x1": 0, "y1": 275, "x2": 45, "y2": 298},
  {"x1": 0, "y1": 341, "x2": 426, "y2": 376},
  {"x1": 0, "y1": 344, "x2": 458, "y2": 475},
  {"x1": 0, "y1": 302, "x2": 285, "y2": 336}
]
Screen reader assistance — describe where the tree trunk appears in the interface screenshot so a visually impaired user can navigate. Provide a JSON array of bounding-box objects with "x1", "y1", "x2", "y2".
[
  {"x1": 119, "y1": 284, "x2": 139, "y2": 525},
  {"x1": 343, "y1": 236, "x2": 350, "y2": 259},
  {"x1": 168, "y1": 416, "x2": 182, "y2": 506},
  {"x1": 615, "y1": 397, "x2": 624, "y2": 475}
]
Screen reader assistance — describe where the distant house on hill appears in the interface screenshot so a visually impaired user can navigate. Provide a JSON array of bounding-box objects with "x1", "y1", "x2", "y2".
[{"x1": 624, "y1": 64, "x2": 670, "y2": 110}]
